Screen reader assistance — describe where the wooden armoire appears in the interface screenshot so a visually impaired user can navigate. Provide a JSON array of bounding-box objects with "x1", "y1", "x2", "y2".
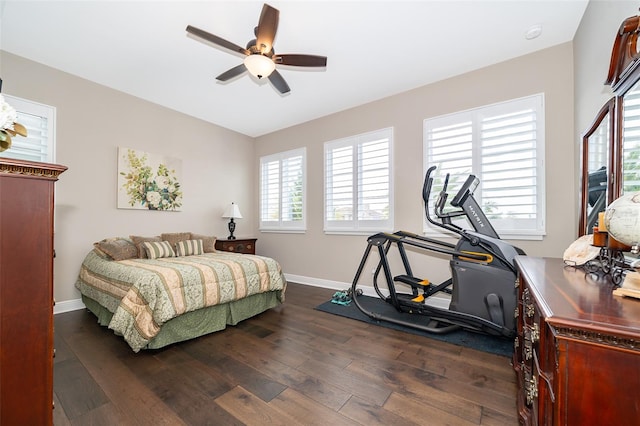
[{"x1": 0, "y1": 158, "x2": 66, "y2": 425}]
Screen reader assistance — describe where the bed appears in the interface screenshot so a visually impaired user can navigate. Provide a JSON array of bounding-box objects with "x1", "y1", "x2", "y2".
[{"x1": 75, "y1": 234, "x2": 286, "y2": 352}]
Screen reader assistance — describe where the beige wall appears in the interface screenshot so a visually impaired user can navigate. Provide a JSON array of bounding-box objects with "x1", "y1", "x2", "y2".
[
  {"x1": 1, "y1": 0, "x2": 636, "y2": 304},
  {"x1": 573, "y1": 1, "x2": 639, "y2": 197},
  {"x1": 0, "y1": 51, "x2": 256, "y2": 305},
  {"x1": 255, "y1": 43, "x2": 576, "y2": 289}
]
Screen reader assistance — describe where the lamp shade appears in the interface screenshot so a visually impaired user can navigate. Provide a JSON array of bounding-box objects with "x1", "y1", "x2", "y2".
[
  {"x1": 244, "y1": 54, "x2": 275, "y2": 79},
  {"x1": 222, "y1": 202, "x2": 243, "y2": 219}
]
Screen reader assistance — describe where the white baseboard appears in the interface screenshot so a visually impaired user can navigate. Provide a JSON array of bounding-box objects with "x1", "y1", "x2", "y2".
[
  {"x1": 55, "y1": 273, "x2": 450, "y2": 315},
  {"x1": 284, "y1": 272, "x2": 450, "y2": 309},
  {"x1": 54, "y1": 298, "x2": 85, "y2": 315}
]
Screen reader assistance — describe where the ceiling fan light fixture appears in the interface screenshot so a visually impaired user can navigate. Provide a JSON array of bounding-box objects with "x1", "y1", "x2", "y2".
[{"x1": 244, "y1": 54, "x2": 275, "y2": 79}]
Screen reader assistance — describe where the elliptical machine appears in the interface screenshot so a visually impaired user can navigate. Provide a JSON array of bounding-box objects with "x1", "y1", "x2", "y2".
[{"x1": 350, "y1": 165, "x2": 524, "y2": 338}]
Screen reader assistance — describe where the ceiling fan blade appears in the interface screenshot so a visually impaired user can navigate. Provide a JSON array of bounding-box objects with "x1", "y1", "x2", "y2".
[
  {"x1": 255, "y1": 4, "x2": 279, "y2": 55},
  {"x1": 268, "y1": 70, "x2": 290, "y2": 94},
  {"x1": 274, "y1": 54, "x2": 327, "y2": 67},
  {"x1": 186, "y1": 25, "x2": 249, "y2": 55},
  {"x1": 216, "y1": 64, "x2": 247, "y2": 81}
]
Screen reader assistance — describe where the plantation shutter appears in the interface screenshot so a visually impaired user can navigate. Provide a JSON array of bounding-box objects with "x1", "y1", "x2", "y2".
[
  {"x1": 480, "y1": 106, "x2": 539, "y2": 229},
  {"x1": 358, "y1": 137, "x2": 391, "y2": 221},
  {"x1": 622, "y1": 89, "x2": 640, "y2": 193},
  {"x1": 281, "y1": 153, "x2": 304, "y2": 223},
  {"x1": 0, "y1": 95, "x2": 55, "y2": 163},
  {"x1": 424, "y1": 94, "x2": 545, "y2": 238},
  {"x1": 325, "y1": 127, "x2": 393, "y2": 233},
  {"x1": 260, "y1": 148, "x2": 306, "y2": 231},
  {"x1": 260, "y1": 158, "x2": 280, "y2": 224}
]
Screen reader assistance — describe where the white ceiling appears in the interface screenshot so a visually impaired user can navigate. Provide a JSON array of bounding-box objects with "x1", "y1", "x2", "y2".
[{"x1": 0, "y1": 1, "x2": 588, "y2": 137}]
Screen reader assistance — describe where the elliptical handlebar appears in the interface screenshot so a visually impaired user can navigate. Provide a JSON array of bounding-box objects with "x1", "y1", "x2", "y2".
[
  {"x1": 423, "y1": 166, "x2": 465, "y2": 233},
  {"x1": 423, "y1": 166, "x2": 441, "y2": 228}
]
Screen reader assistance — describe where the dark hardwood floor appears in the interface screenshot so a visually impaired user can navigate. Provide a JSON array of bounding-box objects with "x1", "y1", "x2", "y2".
[{"x1": 53, "y1": 282, "x2": 517, "y2": 425}]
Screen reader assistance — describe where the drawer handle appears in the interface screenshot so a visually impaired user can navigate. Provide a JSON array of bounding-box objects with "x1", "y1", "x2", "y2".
[
  {"x1": 532, "y1": 350, "x2": 555, "y2": 403},
  {"x1": 531, "y1": 323, "x2": 540, "y2": 343},
  {"x1": 523, "y1": 338, "x2": 532, "y2": 361},
  {"x1": 525, "y1": 302, "x2": 535, "y2": 318},
  {"x1": 522, "y1": 288, "x2": 535, "y2": 317},
  {"x1": 526, "y1": 374, "x2": 538, "y2": 406},
  {"x1": 524, "y1": 324, "x2": 540, "y2": 345}
]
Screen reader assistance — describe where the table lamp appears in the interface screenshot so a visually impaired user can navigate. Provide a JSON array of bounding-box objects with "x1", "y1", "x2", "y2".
[{"x1": 222, "y1": 202, "x2": 243, "y2": 240}]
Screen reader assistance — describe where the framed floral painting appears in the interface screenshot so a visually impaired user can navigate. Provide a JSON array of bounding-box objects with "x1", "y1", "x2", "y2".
[{"x1": 117, "y1": 147, "x2": 183, "y2": 211}]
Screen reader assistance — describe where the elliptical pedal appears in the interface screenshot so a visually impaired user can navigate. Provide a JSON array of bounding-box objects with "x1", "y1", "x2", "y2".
[
  {"x1": 394, "y1": 275, "x2": 430, "y2": 302},
  {"x1": 394, "y1": 275, "x2": 430, "y2": 287}
]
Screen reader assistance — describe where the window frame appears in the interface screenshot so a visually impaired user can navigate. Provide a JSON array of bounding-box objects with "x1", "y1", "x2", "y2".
[
  {"x1": 324, "y1": 127, "x2": 394, "y2": 235},
  {"x1": 0, "y1": 94, "x2": 56, "y2": 163},
  {"x1": 259, "y1": 147, "x2": 307, "y2": 233},
  {"x1": 423, "y1": 94, "x2": 545, "y2": 240}
]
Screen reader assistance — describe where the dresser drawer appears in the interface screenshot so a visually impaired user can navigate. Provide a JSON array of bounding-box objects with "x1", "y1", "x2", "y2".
[{"x1": 215, "y1": 238, "x2": 257, "y2": 254}]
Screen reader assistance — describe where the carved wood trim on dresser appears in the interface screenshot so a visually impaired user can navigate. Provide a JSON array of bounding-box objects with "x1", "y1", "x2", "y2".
[
  {"x1": 0, "y1": 158, "x2": 67, "y2": 425},
  {"x1": 513, "y1": 256, "x2": 640, "y2": 425}
]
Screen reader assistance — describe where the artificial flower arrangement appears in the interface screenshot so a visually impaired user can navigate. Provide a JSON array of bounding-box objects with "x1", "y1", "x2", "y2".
[{"x1": 0, "y1": 94, "x2": 27, "y2": 152}]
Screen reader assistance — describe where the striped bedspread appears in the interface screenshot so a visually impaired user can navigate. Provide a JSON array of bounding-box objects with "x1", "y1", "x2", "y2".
[{"x1": 75, "y1": 250, "x2": 286, "y2": 351}]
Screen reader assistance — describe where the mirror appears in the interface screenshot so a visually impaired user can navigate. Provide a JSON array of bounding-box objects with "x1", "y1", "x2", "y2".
[
  {"x1": 580, "y1": 12, "x2": 640, "y2": 237},
  {"x1": 579, "y1": 99, "x2": 614, "y2": 236},
  {"x1": 621, "y1": 79, "x2": 640, "y2": 195}
]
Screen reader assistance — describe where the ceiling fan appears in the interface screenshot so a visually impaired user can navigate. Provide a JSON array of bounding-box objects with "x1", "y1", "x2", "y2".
[{"x1": 186, "y1": 3, "x2": 327, "y2": 94}]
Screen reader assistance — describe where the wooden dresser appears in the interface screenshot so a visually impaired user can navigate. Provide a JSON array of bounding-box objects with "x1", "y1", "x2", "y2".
[
  {"x1": 0, "y1": 158, "x2": 66, "y2": 425},
  {"x1": 513, "y1": 256, "x2": 640, "y2": 425}
]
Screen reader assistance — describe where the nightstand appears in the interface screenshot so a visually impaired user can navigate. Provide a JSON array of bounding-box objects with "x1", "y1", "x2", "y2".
[{"x1": 215, "y1": 238, "x2": 257, "y2": 254}]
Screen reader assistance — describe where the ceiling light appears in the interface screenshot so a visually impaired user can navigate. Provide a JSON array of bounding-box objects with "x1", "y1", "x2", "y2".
[
  {"x1": 244, "y1": 54, "x2": 275, "y2": 79},
  {"x1": 525, "y1": 24, "x2": 542, "y2": 40}
]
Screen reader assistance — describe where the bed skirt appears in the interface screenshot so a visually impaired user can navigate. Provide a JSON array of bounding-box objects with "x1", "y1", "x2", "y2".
[{"x1": 81, "y1": 290, "x2": 283, "y2": 350}]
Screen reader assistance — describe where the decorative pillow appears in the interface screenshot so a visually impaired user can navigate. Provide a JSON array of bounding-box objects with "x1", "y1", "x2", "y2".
[
  {"x1": 130, "y1": 235, "x2": 162, "y2": 259},
  {"x1": 143, "y1": 241, "x2": 176, "y2": 259},
  {"x1": 190, "y1": 233, "x2": 217, "y2": 253},
  {"x1": 161, "y1": 232, "x2": 192, "y2": 250},
  {"x1": 93, "y1": 238, "x2": 138, "y2": 261},
  {"x1": 175, "y1": 239, "x2": 204, "y2": 257}
]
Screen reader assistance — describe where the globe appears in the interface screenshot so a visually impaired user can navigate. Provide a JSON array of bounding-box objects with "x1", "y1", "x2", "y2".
[{"x1": 604, "y1": 192, "x2": 640, "y2": 248}]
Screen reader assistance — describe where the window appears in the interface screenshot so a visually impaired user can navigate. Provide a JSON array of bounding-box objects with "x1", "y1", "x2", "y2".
[
  {"x1": 324, "y1": 127, "x2": 393, "y2": 234},
  {"x1": 423, "y1": 94, "x2": 545, "y2": 239},
  {"x1": 622, "y1": 89, "x2": 640, "y2": 193},
  {"x1": 0, "y1": 95, "x2": 56, "y2": 163},
  {"x1": 260, "y1": 148, "x2": 306, "y2": 232}
]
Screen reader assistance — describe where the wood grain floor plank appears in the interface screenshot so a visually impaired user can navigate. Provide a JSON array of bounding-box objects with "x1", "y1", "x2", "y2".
[
  {"x1": 52, "y1": 391, "x2": 72, "y2": 426},
  {"x1": 53, "y1": 282, "x2": 517, "y2": 425},
  {"x1": 269, "y1": 388, "x2": 362, "y2": 426},
  {"x1": 396, "y1": 346, "x2": 517, "y2": 397},
  {"x1": 52, "y1": 358, "x2": 110, "y2": 420},
  {"x1": 61, "y1": 317, "x2": 188, "y2": 425},
  {"x1": 214, "y1": 386, "x2": 300, "y2": 426},
  {"x1": 67, "y1": 401, "x2": 129, "y2": 426},
  {"x1": 218, "y1": 332, "x2": 354, "y2": 411},
  {"x1": 383, "y1": 391, "x2": 479, "y2": 425},
  {"x1": 345, "y1": 358, "x2": 485, "y2": 424},
  {"x1": 340, "y1": 395, "x2": 421, "y2": 426},
  {"x1": 298, "y1": 357, "x2": 392, "y2": 406}
]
